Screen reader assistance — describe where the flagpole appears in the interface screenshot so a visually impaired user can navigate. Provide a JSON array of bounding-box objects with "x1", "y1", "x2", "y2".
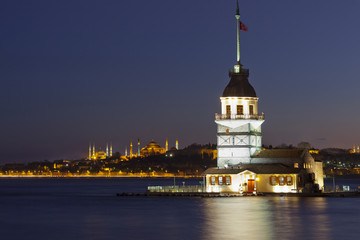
[{"x1": 236, "y1": 0, "x2": 240, "y2": 64}]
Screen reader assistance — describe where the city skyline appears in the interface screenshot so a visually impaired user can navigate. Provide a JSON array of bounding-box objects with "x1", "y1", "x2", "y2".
[{"x1": 1, "y1": 0, "x2": 360, "y2": 163}]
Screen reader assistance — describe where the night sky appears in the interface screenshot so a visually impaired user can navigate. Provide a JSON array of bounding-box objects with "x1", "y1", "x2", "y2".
[{"x1": 1, "y1": 0, "x2": 360, "y2": 163}]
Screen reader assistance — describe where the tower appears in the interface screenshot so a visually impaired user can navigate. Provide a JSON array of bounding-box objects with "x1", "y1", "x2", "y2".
[
  {"x1": 130, "y1": 140, "x2": 133, "y2": 158},
  {"x1": 125, "y1": 147, "x2": 128, "y2": 157},
  {"x1": 165, "y1": 138, "x2": 168, "y2": 152},
  {"x1": 89, "y1": 143, "x2": 92, "y2": 160},
  {"x1": 92, "y1": 143, "x2": 95, "y2": 159},
  {"x1": 110, "y1": 142, "x2": 113, "y2": 157},
  {"x1": 215, "y1": 0, "x2": 264, "y2": 167},
  {"x1": 137, "y1": 139, "x2": 140, "y2": 156},
  {"x1": 175, "y1": 139, "x2": 179, "y2": 150},
  {"x1": 106, "y1": 143, "x2": 109, "y2": 157}
]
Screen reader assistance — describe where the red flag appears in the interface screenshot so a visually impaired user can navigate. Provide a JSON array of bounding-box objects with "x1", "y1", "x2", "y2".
[{"x1": 240, "y1": 21, "x2": 248, "y2": 31}]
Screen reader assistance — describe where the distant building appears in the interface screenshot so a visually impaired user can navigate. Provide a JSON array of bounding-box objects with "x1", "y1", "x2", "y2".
[
  {"x1": 123, "y1": 139, "x2": 179, "y2": 158},
  {"x1": 89, "y1": 143, "x2": 112, "y2": 160},
  {"x1": 204, "y1": 2, "x2": 324, "y2": 194},
  {"x1": 140, "y1": 140, "x2": 166, "y2": 157},
  {"x1": 349, "y1": 144, "x2": 360, "y2": 154}
]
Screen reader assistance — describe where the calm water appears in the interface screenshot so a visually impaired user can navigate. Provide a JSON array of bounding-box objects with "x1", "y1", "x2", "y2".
[{"x1": 0, "y1": 177, "x2": 360, "y2": 240}]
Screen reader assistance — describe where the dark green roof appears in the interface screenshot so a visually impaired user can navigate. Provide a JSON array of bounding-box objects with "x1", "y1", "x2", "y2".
[{"x1": 222, "y1": 71, "x2": 256, "y2": 97}]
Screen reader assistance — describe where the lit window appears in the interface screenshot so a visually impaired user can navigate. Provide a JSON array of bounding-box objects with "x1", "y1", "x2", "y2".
[
  {"x1": 270, "y1": 176, "x2": 277, "y2": 186},
  {"x1": 249, "y1": 105, "x2": 254, "y2": 115},
  {"x1": 226, "y1": 105, "x2": 231, "y2": 115},
  {"x1": 286, "y1": 176, "x2": 293, "y2": 186},
  {"x1": 211, "y1": 176, "x2": 216, "y2": 185},
  {"x1": 226, "y1": 176, "x2": 231, "y2": 185},
  {"x1": 279, "y1": 176, "x2": 285, "y2": 186},
  {"x1": 294, "y1": 163, "x2": 299, "y2": 168},
  {"x1": 218, "y1": 176, "x2": 223, "y2": 185},
  {"x1": 237, "y1": 105, "x2": 244, "y2": 115}
]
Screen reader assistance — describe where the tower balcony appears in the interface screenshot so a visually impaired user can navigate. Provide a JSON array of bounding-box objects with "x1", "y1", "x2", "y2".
[{"x1": 215, "y1": 113, "x2": 265, "y2": 120}]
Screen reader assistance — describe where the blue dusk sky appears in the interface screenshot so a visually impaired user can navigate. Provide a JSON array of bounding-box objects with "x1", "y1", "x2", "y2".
[{"x1": 1, "y1": 0, "x2": 360, "y2": 163}]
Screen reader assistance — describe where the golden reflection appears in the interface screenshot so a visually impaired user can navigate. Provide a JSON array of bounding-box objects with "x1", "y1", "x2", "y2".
[
  {"x1": 202, "y1": 197, "x2": 274, "y2": 239},
  {"x1": 202, "y1": 197, "x2": 331, "y2": 240}
]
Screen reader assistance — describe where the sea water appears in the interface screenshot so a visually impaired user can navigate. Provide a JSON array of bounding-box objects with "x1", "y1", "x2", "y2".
[{"x1": 0, "y1": 177, "x2": 360, "y2": 240}]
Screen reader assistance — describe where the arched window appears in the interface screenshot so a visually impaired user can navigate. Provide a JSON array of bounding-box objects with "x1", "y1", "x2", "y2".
[
  {"x1": 270, "y1": 176, "x2": 277, "y2": 186},
  {"x1": 286, "y1": 176, "x2": 293, "y2": 186},
  {"x1": 218, "y1": 176, "x2": 223, "y2": 185},
  {"x1": 210, "y1": 176, "x2": 216, "y2": 185},
  {"x1": 279, "y1": 176, "x2": 285, "y2": 186},
  {"x1": 225, "y1": 176, "x2": 231, "y2": 185}
]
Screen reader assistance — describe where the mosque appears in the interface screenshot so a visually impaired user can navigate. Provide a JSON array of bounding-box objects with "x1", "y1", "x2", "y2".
[
  {"x1": 124, "y1": 139, "x2": 179, "y2": 158},
  {"x1": 203, "y1": 1, "x2": 324, "y2": 194},
  {"x1": 88, "y1": 143, "x2": 112, "y2": 160}
]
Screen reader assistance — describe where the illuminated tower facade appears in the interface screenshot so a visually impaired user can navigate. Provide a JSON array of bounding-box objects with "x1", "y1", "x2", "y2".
[
  {"x1": 175, "y1": 139, "x2": 179, "y2": 150},
  {"x1": 165, "y1": 139, "x2": 168, "y2": 152},
  {"x1": 125, "y1": 147, "x2": 128, "y2": 157},
  {"x1": 215, "y1": 1, "x2": 264, "y2": 167},
  {"x1": 106, "y1": 143, "x2": 109, "y2": 157}
]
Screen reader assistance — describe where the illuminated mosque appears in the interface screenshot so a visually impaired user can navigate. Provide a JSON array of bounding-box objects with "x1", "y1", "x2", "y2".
[
  {"x1": 88, "y1": 143, "x2": 112, "y2": 160},
  {"x1": 350, "y1": 145, "x2": 360, "y2": 154},
  {"x1": 203, "y1": 1, "x2": 324, "y2": 194},
  {"x1": 124, "y1": 139, "x2": 179, "y2": 158}
]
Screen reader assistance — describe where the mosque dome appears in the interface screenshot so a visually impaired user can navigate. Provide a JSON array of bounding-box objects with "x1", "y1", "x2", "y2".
[
  {"x1": 141, "y1": 140, "x2": 166, "y2": 157},
  {"x1": 222, "y1": 71, "x2": 256, "y2": 97},
  {"x1": 145, "y1": 141, "x2": 162, "y2": 149}
]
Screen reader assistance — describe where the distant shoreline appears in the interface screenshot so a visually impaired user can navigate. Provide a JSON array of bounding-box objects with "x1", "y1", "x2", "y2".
[{"x1": 0, "y1": 175, "x2": 202, "y2": 178}]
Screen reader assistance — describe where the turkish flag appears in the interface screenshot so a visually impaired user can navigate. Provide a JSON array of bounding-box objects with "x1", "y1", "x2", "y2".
[{"x1": 240, "y1": 21, "x2": 248, "y2": 31}]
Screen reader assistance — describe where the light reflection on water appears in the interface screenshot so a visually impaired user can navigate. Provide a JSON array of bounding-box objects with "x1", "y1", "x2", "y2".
[{"x1": 202, "y1": 197, "x2": 331, "y2": 240}]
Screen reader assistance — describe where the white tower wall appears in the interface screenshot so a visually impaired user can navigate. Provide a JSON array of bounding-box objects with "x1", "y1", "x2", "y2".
[{"x1": 216, "y1": 97, "x2": 264, "y2": 167}]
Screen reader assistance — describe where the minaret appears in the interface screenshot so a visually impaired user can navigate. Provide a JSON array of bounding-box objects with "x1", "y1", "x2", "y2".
[
  {"x1": 92, "y1": 143, "x2": 95, "y2": 158},
  {"x1": 89, "y1": 143, "x2": 92, "y2": 160},
  {"x1": 215, "y1": 1, "x2": 264, "y2": 167},
  {"x1": 357, "y1": 145, "x2": 360, "y2": 154},
  {"x1": 165, "y1": 138, "x2": 168, "y2": 152},
  {"x1": 175, "y1": 139, "x2": 179, "y2": 150},
  {"x1": 110, "y1": 143, "x2": 113, "y2": 157},
  {"x1": 137, "y1": 139, "x2": 140, "y2": 156},
  {"x1": 106, "y1": 143, "x2": 109, "y2": 157},
  {"x1": 130, "y1": 140, "x2": 133, "y2": 158},
  {"x1": 125, "y1": 147, "x2": 128, "y2": 157}
]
